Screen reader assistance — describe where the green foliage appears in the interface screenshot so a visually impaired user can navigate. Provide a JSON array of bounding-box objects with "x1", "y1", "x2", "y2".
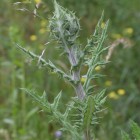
[
  {"x1": 21, "y1": 88, "x2": 81, "y2": 139},
  {"x1": 121, "y1": 131, "x2": 131, "y2": 140},
  {"x1": 49, "y1": 0, "x2": 80, "y2": 47},
  {"x1": 1, "y1": 0, "x2": 139, "y2": 140},
  {"x1": 83, "y1": 12, "x2": 109, "y2": 94},
  {"x1": 16, "y1": 1, "x2": 108, "y2": 139},
  {"x1": 131, "y1": 121, "x2": 140, "y2": 139},
  {"x1": 121, "y1": 121, "x2": 140, "y2": 140}
]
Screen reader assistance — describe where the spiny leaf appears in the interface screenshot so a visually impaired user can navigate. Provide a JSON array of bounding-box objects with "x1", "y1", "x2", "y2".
[
  {"x1": 121, "y1": 131, "x2": 131, "y2": 140},
  {"x1": 89, "y1": 74, "x2": 106, "y2": 80},
  {"x1": 72, "y1": 97, "x2": 86, "y2": 107},
  {"x1": 83, "y1": 96, "x2": 95, "y2": 129},
  {"x1": 40, "y1": 91, "x2": 47, "y2": 103},
  {"x1": 86, "y1": 85, "x2": 96, "y2": 94},
  {"x1": 94, "y1": 89, "x2": 106, "y2": 102},
  {"x1": 83, "y1": 20, "x2": 109, "y2": 91},
  {"x1": 131, "y1": 121, "x2": 140, "y2": 139},
  {"x1": 21, "y1": 88, "x2": 51, "y2": 113},
  {"x1": 63, "y1": 101, "x2": 75, "y2": 120},
  {"x1": 51, "y1": 91, "x2": 62, "y2": 110},
  {"x1": 16, "y1": 44, "x2": 74, "y2": 85},
  {"x1": 96, "y1": 20, "x2": 109, "y2": 52},
  {"x1": 83, "y1": 11, "x2": 104, "y2": 56},
  {"x1": 95, "y1": 60, "x2": 109, "y2": 66}
]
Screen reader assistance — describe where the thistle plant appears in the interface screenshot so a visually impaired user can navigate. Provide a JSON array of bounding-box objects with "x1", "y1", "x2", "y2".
[
  {"x1": 17, "y1": 1, "x2": 109, "y2": 139},
  {"x1": 121, "y1": 121, "x2": 140, "y2": 140}
]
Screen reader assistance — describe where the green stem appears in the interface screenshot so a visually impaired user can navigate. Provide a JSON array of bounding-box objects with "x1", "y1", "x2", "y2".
[
  {"x1": 83, "y1": 54, "x2": 98, "y2": 91},
  {"x1": 59, "y1": 31, "x2": 85, "y2": 100}
]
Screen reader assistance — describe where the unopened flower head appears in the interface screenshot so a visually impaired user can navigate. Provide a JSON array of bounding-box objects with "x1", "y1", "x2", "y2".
[{"x1": 49, "y1": 1, "x2": 80, "y2": 45}]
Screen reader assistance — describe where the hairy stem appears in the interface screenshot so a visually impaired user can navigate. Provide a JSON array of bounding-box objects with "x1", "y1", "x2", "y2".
[
  {"x1": 68, "y1": 48, "x2": 85, "y2": 100},
  {"x1": 59, "y1": 30, "x2": 85, "y2": 100}
]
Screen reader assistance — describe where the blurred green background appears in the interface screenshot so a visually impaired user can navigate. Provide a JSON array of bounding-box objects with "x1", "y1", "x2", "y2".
[{"x1": 0, "y1": 0, "x2": 140, "y2": 139}]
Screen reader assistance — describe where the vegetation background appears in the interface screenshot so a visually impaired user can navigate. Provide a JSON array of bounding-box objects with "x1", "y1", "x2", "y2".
[{"x1": 0, "y1": 0, "x2": 140, "y2": 139}]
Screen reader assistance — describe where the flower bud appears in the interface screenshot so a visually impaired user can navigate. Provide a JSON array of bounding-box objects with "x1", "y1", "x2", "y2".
[{"x1": 49, "y1": 1, "x2": 80, "y2": 46}]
